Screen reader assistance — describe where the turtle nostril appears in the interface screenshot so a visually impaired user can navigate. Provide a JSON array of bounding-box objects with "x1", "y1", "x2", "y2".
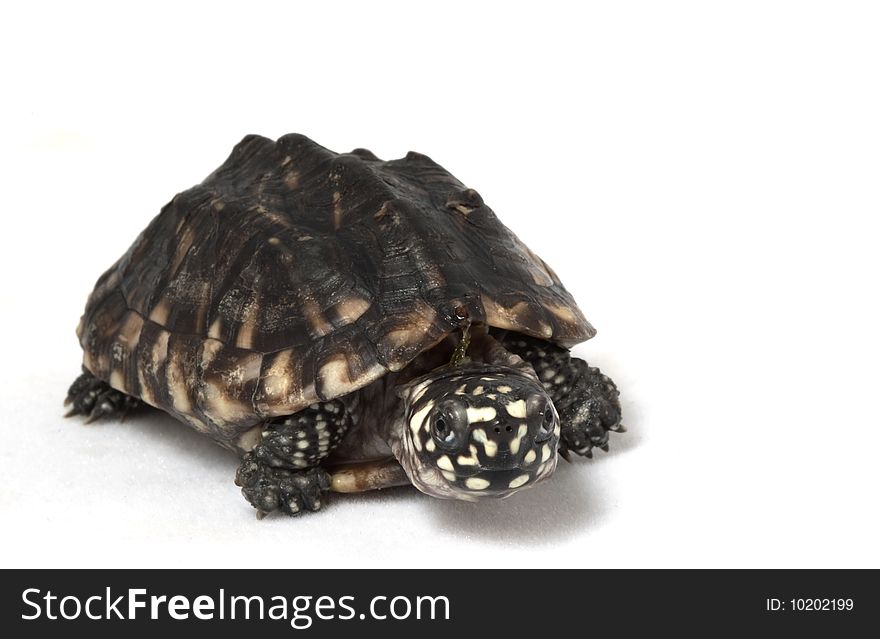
[{"x1": 489, "y1": 424, "x2": 515, "y2": 438}]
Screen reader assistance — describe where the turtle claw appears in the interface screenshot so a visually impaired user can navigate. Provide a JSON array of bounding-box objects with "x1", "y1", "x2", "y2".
[
  {"x1": 83, "y1": 394, "x2": 114, "y2": 423},
  {"x1": 554, "y1": 363, "x2": 622, "y2": 461},
  {"x1": 498, "y1": 336, "x2": 622, "y2": 464},
  {"x1": 236, "y1": 454, "x2": 331, "y2": 517},
  {"x1": 65, "y1": 370, "x2": 143, "y2": 423}
]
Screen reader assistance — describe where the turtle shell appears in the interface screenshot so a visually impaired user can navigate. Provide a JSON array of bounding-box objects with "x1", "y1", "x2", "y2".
[{"x1": 77, "y1": 133, "x2": 594, "y2": 445}]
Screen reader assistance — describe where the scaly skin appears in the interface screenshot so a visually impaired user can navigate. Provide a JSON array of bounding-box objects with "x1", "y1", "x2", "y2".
[
  {"x1": 235, "y1": 401, "x2": 350, "y2": 517},
  {"x1": 65, "y1": 369, "x2": 144, "y2": 423},
  {"x1": 496, "y1": 333, "x2": 623, "y2": 458}
]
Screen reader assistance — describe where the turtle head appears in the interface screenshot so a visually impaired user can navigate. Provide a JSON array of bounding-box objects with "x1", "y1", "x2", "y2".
[{"x1": 395, "y1": 364, "x2": 560, "y2": 501}]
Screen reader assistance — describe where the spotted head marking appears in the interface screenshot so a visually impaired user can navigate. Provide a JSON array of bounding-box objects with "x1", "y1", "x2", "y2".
[{"x1": 395, "y1": 363, "x2": 560, "y2": 501}]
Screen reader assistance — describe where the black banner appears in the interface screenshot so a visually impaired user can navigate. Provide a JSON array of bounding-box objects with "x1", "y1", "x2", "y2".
[{"x1": 2, "y1": 570, "x2": 875, "y2": 636}]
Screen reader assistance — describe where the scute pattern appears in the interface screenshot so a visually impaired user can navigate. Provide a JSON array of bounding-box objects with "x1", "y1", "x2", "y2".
[{"x1": 77, "y1": 133, "x2": 593, "y2": 441}]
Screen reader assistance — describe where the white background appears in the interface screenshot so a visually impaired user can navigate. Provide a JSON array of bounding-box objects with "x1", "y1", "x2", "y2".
[{"x1": 1, "y1": 1, "x2": 878, "y2": 568}]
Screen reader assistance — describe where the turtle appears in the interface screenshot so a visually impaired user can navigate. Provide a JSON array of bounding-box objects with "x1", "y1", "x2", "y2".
[{"x1": 66, "y1": 133, "x2": 623, "y2": 517}]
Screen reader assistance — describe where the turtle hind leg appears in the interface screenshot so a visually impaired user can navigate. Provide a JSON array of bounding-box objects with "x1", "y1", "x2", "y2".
[
  {"x1": 498, "y1": 334, "x2": 623, "y2": 458},
  {"x1": 235, "y1": 400, "x2": 350, "y2": 518},
  {"x1": 65, "y1": 368, "x2": 144, "y2": 423}
]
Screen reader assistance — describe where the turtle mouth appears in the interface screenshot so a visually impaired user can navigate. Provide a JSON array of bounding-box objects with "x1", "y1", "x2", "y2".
[
  {"x1": 445, "y1": 457, "x2": 558, "y2": 498},
  {"x1": 406, "y1": 444, "x2": 559, "y2": 501},
  {"x1": 462, "y1": 468, "x2": 537, "y2": 490}
]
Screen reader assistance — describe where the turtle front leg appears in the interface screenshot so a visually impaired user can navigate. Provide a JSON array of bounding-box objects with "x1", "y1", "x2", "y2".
[
  {"x1": 65, "y1": 368, "x2": 144, "y2": 423},
  {"x1": 235, "y1": 400, "x2": 350, "y2": 518},
  {"x1": 498, "y1": 334, "x2": 623, "y2": 458}
]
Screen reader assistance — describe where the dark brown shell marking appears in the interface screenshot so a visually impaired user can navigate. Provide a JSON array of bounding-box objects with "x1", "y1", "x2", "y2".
[{"x1": 77, "y1": 134, "x2": 594, "y2": 443}]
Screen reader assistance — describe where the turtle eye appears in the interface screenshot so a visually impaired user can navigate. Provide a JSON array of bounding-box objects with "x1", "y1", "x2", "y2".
[
  {"x1": 434, "y1": 416, "x2": 451, "y2": 439},
  {"x1": 535, "y1": 400, "x2": 557, "y2": 442},
  {"x1": 430, "y1": 400, "x2": 465, "y2": 449}
]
